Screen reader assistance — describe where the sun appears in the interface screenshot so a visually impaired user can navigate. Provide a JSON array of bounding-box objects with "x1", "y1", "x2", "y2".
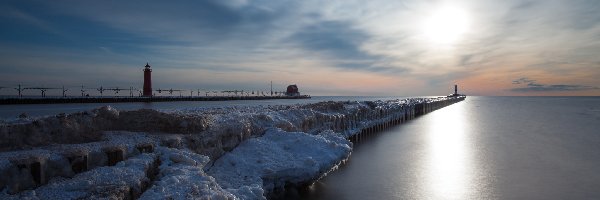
[{"x1": 422, "y1": 6, "x2": 470, "y2": 44}]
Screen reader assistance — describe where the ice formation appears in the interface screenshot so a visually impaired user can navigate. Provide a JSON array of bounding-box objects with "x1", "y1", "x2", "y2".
[
  {"x1": 207, "y1": 129, "x2": 351, "y2": 199},
  {"x1": 0, "y1": 96, "x2": 464, "y2": 199}
]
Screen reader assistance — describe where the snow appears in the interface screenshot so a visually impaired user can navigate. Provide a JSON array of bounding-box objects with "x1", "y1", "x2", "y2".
[
  {"x1": 140, "y1": 147, "x2": 236, "y2": 200},
  {"x1": 207, "y1": 128, "x2": 351, "y2": 200},
  {"x1": 1, "y1": 153, "x2": 157, "y2": 199},
  {"x1": 0, "y1": 96, "x2": 465, "y2": 199}
]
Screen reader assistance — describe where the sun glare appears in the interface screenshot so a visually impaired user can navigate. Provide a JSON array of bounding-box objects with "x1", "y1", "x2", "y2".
[
  {"x1": 422, "y1": 6, "x2": 470, "y2": 44},
  {"x1": 425, "y1": 101, "x2": 472, "y2": 199}
]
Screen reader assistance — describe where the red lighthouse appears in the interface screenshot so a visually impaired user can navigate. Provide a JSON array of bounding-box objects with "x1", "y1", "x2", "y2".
[{"x1": 143, "y1": 63, "x2": 152, "y2": 97}]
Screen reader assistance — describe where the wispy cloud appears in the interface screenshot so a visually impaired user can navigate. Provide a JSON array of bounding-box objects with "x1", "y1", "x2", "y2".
[
  {"x1": 288, "y1": 20, "x2": 407, "y2": 74},
  {"x1": 1, "y1": 0, "x2": 600, "y2": 95},
  {"x1": 0, "y1": 5, "x2": 60, "y2": 35},
  {"x1": 511, "y1": 77, "x2": 599, "y2": 92}
]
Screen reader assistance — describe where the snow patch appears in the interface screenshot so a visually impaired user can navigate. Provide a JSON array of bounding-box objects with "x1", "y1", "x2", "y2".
[
  {"x1": 1, "y1": 153, "x2": 158, "y2": 199},
  {"x1": 140, "y1": 147, "x2": 236, "y2": 200},
  {"x1": 207, "y1": 128, "x2": 351, "y2": 200}
]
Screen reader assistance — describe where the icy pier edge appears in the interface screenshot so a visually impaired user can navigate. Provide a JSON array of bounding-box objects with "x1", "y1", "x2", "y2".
[{"x1": 0, "y1": 96, "x2": 465, "y2": 199}]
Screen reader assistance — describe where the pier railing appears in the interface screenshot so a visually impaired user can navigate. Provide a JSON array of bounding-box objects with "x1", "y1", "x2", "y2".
[{"x1": 0, "y1": 95, "x2": 311, "y2": 105}]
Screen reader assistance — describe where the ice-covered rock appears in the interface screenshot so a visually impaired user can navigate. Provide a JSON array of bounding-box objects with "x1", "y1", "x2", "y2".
[
  {"x1": 0, "y1": 153, "x2": 158, "y2": 199},
  {"x1": 0, "y1": 96, "x2": 465, "y2": 199},
  {"x1": 140, "y1": 147, "x2": 236, "y2": 200},
  {"x1": 1, "y1": 99, "x2": 413, "y2": 154},
  {"x1": 207, "y1": 128, "x2": 352, "y2": 200}
]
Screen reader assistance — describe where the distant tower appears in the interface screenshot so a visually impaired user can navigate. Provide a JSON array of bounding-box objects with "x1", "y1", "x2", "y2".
[
  {"x1": 454, "y1": 84, "x2": 458, "y2": 95},
  {"x1": 143, "y1": 63, "x2": 152, "y2": 97}
]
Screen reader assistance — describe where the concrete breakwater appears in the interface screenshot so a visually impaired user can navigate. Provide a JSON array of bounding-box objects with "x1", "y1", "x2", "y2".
[
  {"x1": 0, "y1": 95, "x2": 311, "y2": 105},
  {"x1": 0, "y1": 96, "x2": 464, "y2": 199},
  {"x1": 348, "y1": 96, "x2": 465, "y2": 144}
]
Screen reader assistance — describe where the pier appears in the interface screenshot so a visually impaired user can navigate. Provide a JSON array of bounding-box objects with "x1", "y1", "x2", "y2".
[
  {"x1": 0, "y1": 95, "x2": 464, "y2": 198},
  {"x1": 347, "y1": 96, "x2": 465, "y2": 143},
  {"x1": 0, "y1": 95, "x2": 311, "y2": 105},
  {"x1": 0, "y1": 63, "x2": 311, "y2": 105}
]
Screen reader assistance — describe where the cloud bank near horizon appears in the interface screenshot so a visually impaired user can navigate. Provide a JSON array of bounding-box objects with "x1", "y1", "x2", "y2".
[{"x1": 511, "y1": 77, "x2": 599, "y2": 92}]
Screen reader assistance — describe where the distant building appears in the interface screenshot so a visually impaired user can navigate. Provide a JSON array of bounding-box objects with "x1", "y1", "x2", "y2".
[
  {"x1": 143, "y1": 63, "x2": 152, "y2": 97},
  {"x1": 285, "y1": 84, "x2": 301, "y2": 96},
  {"x1": 454, "y1": 84, "x2": 457, "y2": 95},
  {"x1": 447, "y1": 84, "x2": 465, "y2": 97}
]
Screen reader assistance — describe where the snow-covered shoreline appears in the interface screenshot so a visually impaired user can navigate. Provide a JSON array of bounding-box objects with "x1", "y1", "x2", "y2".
[{"x1": 0, "y1": 96, "x2": 464, "y2": 199}]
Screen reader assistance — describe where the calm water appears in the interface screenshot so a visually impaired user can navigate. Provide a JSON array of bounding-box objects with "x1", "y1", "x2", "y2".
[{"x1": 291, "y1": 96, "x2": 600, "y2": 200}]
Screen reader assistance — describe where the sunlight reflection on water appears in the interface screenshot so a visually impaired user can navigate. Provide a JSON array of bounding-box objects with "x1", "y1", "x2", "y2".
[
  {"x1": 296, "y1": 97, "x2": 600, "y2": 200},
  {"x1": 424, "y1": 102, "x2": 472, "y2": 199}
]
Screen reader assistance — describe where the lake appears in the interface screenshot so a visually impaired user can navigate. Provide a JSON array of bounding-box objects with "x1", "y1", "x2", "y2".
[{"x1": 292, "y1": 96, "x2": 600, "y2": 199}]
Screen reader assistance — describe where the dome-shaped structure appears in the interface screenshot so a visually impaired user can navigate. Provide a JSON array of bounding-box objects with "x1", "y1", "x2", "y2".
[{"x1": 285, "y1": 84, "x2": 300, "y2": 96}]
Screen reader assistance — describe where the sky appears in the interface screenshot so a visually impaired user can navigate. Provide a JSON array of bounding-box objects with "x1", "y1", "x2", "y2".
[{"x1": 1, "y1": 0, "x2": 599, "y2": 96}]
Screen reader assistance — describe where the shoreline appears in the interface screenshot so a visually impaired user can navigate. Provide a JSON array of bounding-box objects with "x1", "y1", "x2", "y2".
[{"x1": 0, "y1": 96, "x2": 464, "y2": 199}]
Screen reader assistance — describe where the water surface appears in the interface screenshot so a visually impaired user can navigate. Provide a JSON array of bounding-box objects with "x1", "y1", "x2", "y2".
[{"x1": 293, "y1": 96, "x2": 600, "y2": 199}]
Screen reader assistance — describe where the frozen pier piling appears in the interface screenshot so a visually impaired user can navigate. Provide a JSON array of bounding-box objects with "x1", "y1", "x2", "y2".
[
  {"x1": 0, "y1": 96, "x2": 464, "y2": 199},
  {"x1": 347, "y1": 95, "x2": 465, "y2": 143}
]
